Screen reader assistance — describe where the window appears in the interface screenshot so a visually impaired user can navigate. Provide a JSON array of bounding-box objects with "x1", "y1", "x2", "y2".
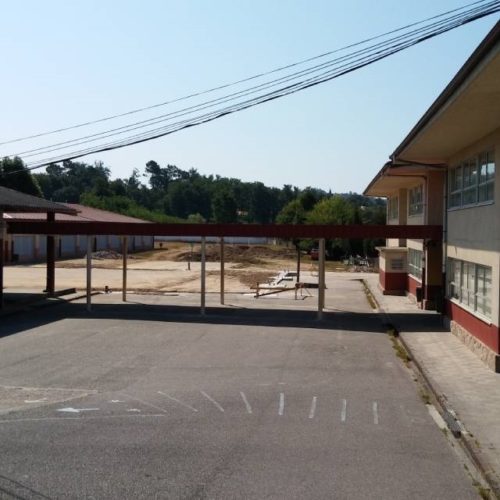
[
  {"x1": 447, "y1": 258, "x2": 492, "y2": 319},
  {"x1": 390, "y1": 258, "x2": 404, "y2": 271},
  {"x1": 387, "y1": 196, "x2": 398, "y2": 220},
  {"x1": 408, "y1": 185, "x2": 423, "y2": 216},
  {"x1": 408, "y1": 248, "x2": 423, "y2": 280},
  {"x1": 448, "y1": 150, "x2": 495, "y2": 208}
]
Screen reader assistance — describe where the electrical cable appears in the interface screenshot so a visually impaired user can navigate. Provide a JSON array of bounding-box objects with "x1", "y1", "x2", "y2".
[
  {"x1": 0, "y1": 0, "x2": 494, "y2": 147},
  {"x1": 2, "y1": 0, "x2": 498, "y2": 174}
]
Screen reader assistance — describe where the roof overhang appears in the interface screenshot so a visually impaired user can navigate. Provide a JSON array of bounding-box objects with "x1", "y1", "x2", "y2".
[
  {"x1": 364, "y1": 161, "x2": 445, "y2": 197},
  {"x1": 394, "y1": 21, "x2": 500, "y2": 164}
]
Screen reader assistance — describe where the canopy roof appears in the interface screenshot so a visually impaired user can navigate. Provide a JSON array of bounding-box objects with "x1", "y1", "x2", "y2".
[{"x1": 0, "y1": 186, "x2": 77, "y2": 215}]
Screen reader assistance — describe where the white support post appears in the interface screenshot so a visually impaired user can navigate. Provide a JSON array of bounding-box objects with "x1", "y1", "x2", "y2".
[
  {"x1": 317, "y1": 238, "x2": 326, "y2": 320},
  {"x1": 201, "y1": 237, "x2": 206, "y2": 315},
  {"x1": 122, "y1": 236, "x2": 128, "y2": 302},
  {"x1": 220, "y1": 237, "x2": 225, "y2": 305},
  {"x1": 86, "y1": 236, "x2": 92, "y2": 312}
]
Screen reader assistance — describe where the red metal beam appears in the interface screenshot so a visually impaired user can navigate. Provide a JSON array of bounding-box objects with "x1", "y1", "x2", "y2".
[{"x1": 6, "y1": 222, "x2": 442, "y2": 240}]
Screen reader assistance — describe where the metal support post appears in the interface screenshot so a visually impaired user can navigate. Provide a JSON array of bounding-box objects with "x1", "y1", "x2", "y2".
[
  {"x1": 317, "y1": 238, "x2": 326, "y2": 320},
  {"x1": 86, "y1": 236, "x2": 93, "y2": 312},
  {"x1": 220, "y1": 237, "x2": 225, "y2": 305},
  {"x1": 0, "y1": 216, "x2": 5, "y2": 309},
  {"x1": 201, "y1": 237, "x2": 206, "y2": 315},
  {"x1": 46, "y1": 212, "x2": 55, "y2": 296},
  {"x1": 122, "y1": 236, "x2": 128, "y2": 302}
]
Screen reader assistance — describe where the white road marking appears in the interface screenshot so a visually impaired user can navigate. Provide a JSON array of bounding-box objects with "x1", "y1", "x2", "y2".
[
  {"x1": 341, "y1": 399, "x2": 347, "y2": 422},
  {"x1": 110, "y1": 400, "x2": 125, "y2": 403},
  {"x1": 127, "y1": 409, "x2": 141, "y2": 412},
  {"x1": 24, "y1": 399, "x2": 48, "y2": 403},
  {"x1": 200, "y1": 391, "x2": 225, "y2": 412},
  {"x1": 122, "y1": 393, "x2": 168, "y2": 414},
  {"x1": 0, "y1": 414, "x2": 166, "y2": 424},
  {"x1": 278, "y1": 393, "x2": 285, "y2": 416},
  {"x1": 309, "y1": 396, "x2": 317, "y2": 419},
  {"x1": 373, "y1": 401, "x2": 379, "y2": 425},
  {"x1": 240, "y1": 392, "x2": 252, "y2": 414},
  {"x1": 158, "y1": 391, "x2": 198, "y2": 412},
  {"x1": 57, "y1": 407, "x2": 99, "y2": 414}
]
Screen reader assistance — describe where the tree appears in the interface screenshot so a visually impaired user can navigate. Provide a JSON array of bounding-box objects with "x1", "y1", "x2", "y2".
[
  {"x1": 307, "y1": 196, "x2": 357, "y2": 259},
  {"x1": 0, "y1": 157, "x2": 43, "y2": 197},
  {"x1": 276, "y1": 199, "x2": 307, "y2": 225},
  {"x1": 212, "y1": 188, "x2": 237, "y2": 223}
]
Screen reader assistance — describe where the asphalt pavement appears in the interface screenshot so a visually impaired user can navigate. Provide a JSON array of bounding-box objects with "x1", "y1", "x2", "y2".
[{"x1": 0, "y1": 276, "x2": 479, "y2": 499}]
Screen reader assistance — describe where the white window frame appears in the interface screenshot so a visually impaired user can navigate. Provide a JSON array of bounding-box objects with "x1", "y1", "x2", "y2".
[
  {"x1": 446, "y1": 258, "x2": 492, "y2": 320},
  {"x1": 448, "y1": 150, "x2": 495, "y2": 209},
  {"x1": 408, "y1": 248, "x2": 423, "y2": 281},
  {"x1": 408, "y1": 185, "x2": 424, "y2": 216},
  {"x1": 387, "y1": 196, "x2": 399, "y2": 220}
]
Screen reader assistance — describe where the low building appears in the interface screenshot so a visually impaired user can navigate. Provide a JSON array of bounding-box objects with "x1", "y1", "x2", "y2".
[
  {"x1": 3, "y1": 203, "x2": 154, "y2": 263},
  {"x1": 364, "y1": 21, "x2": 500, "y2": 371}
]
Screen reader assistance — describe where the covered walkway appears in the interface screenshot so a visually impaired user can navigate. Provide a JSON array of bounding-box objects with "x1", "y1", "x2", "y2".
[{"x1": 2, "y1": 217, "x2": 442, "y2": 319}]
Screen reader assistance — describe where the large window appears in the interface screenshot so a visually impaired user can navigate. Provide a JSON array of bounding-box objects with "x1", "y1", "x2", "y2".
[
  {"x1": 387, "y1": 196, "x2": 398, "y2": 220},
  {"x1": 448, "y1": 150, "x2": 495, "y2": 208},
  {"x1": 447, "y1": 258, "x2": 492, "y2": 318},
  {"x1": 408, "y1": 248, "x2": 423, "y2": 280},
  {"x1": 408, "y1": 185, "x2": 423, "y2": 216}
]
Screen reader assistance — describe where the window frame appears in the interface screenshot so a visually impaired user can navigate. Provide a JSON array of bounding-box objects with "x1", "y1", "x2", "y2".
[
  {"x1": 448, "y1": 150, "x2": 495, "y2": 209},
  {"x1": 408, "y1": 248, "x2": 423, "y2": 281},
  {"x1": 408, "y1": 185, "x2": 424, "y2": 216},
  {"x1": 446, "y1": 258, "x2": 492, "y2": 320}
]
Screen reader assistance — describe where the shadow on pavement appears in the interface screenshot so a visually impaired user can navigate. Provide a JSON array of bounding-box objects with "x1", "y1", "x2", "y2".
[{"x1": 0, "y1": 298, "x2": 446, "y2": 340}]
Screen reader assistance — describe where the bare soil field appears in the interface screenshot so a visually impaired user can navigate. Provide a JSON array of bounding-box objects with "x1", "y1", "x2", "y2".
[{"x1": 4, "y1": 244, "x2": 364, "y2": 294}]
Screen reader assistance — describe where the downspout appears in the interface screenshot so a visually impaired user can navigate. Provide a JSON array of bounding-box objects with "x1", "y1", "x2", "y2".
[{"x1": 442, "y1": 169, "x2": 449, "y2": 315}]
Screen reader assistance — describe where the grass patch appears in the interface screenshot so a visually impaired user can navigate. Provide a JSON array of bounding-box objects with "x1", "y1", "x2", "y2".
[
  {"x1": 386, "y1": 324, "x2": 411, "y2": 367},
  {"x1": 472, "y1": 480, "x2": 491, "y2": 499},
  {"x1": 359, "y1": 279, "x2": 378, "y2": 310},
  {"x1": 419, "y1": 389, "x2": 431, "y2": 405}
]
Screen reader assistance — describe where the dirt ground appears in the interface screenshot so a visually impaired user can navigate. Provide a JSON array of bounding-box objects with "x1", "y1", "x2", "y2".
[{"x1": 4, "y1": 243, "x2": 365, "y2": 294}]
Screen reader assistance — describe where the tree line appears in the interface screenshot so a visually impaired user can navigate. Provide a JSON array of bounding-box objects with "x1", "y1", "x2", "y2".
[{"x1": 0, "y1": 157, "x2": 386, "y2": 256}]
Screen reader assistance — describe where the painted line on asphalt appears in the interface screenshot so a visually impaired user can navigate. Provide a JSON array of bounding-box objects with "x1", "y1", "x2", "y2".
[
  {"x1": 278, "y1": 393, "x2": 285, "y2": 416},
  {"x1": 341, "y1": 399, "x2": 347, "y2": 422},
  {"x1": 158, "y1": 391, "x2": 198, "y2": 412},
  {"x1": 200, "y1": 391, "x2": 225, "y2": 412},
  {"x1": 240, "y1": 392, "x2": 252, "y2": 414},
  {"x1": 122, "y1": 393, "x2": 168, "y2": 414},
  {"x1": 309, "y1": 396, "x2": 317, "y2": 419},
  {"x1": 0, "y1": 414, "x2": 167, "y2": 424},
  {"x1": 373, "y1": 401, "x2": 379, "y2": 425}
]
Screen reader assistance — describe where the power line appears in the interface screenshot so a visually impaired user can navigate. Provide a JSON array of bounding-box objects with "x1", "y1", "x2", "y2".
[
  {"x1": 0, "y1": 0, "x2": 494, "y2": 147},
  {"x1": 11, "y1": 2, "x2": 492, "y2": 160},
  {"x1": 3, "y1": 1, "x2": 499, "y2": 174}
]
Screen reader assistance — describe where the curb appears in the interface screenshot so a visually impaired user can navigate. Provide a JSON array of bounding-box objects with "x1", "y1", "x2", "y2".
[{"x1": 362, "y1": 279, "x2": 500, "y2": 499}]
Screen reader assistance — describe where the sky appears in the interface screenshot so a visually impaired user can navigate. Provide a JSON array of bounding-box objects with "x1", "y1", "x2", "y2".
[{"x1": 0, "y1": 1, "x2": 498, "y2": 193}]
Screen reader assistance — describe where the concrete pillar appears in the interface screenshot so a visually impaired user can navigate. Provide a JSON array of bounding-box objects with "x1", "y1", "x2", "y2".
[
  {"x1": 122, "y1": 236, "x2": 128, "y2": 302},
  {"x1": 220, "y1": 237, "x2": 225, "y2": 305},
  {"x1": 86, "y1": 235, "x2": 93, "y2": 312},
  {"x1": 46, "y1": 212, "x2": 55, "y2": 296},
  {"x1": 201, "y1": 237, "x2": 206, "y2": 315},
  {"x1": 317, "y1": 238, "x2": 326, "y2": 320}
]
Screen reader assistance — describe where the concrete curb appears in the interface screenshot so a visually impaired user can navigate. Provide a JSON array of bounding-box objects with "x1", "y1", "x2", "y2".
[{"x1": 362, "y1": 279, "x2": 500, "y2": 499}]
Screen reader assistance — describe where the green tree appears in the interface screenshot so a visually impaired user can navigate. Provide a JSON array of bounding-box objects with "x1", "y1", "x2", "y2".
[
  {"x1": 212, "y1": 188, "x2": 237, "y2": 223},
  {"x1": 0, "y1": 156, "x2": 43, "y2": 197}
]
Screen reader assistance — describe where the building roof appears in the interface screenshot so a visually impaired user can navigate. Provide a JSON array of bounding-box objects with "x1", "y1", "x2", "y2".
[
  {"x1": 4, "y1": 203, "x2": 151, "y2": 223},
  {"x1": 364, "y1": 20, "x2": 500, "y2": 197},
  {"x1": 393, "y1": 20, "x2": 500, "y2": 164},
  {"x1": 0, "y1": 186, "x2": 77, "y2": 214}
]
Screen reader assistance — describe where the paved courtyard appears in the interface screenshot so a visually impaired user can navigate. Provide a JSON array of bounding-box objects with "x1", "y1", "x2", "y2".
[{"x1": 0, "y1": 275, "x2": 479, "y2": 499}]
